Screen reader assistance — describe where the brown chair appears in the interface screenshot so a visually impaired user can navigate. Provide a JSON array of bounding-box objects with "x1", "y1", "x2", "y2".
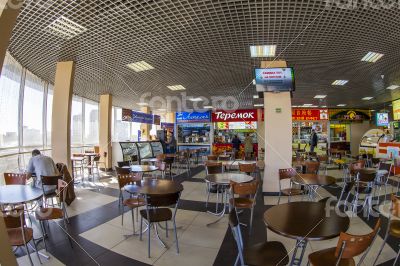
[
  {"x1": 348, "y1": 171, "x2": 376, "y2": 217},
  {"x1": 229, "y1": 209, "x2": 289, "y2": 266},
  {"x1": 41, "y1": 174, "x2": 64, "y2": 206},
  {"x1": 238, "y1": 163, "x2": 257, "y2": 176},
  {"x1": 115, "y1": 166, "x2": 142, "y2": 206},
  {"x1": 229, "y1": 180, "x2": 259, "y2": 233},
  {"x1": 35, "y1": 178, "x2": 72, "y2": 251},
  {"x1": 155, "y1": 161, "x2": 167, "y2": 179},
  {"x1": 121, "y1": 188, "x2": 146, "y2": 232},
  {"x1": 117, "y1": 161, "x2": 130, "y2": 167},
  {"x1": 278, "y1": 168, "x2": 303, "y2": 204},
  {"x1": 4, "y1": 209, "x2": 41, "y2": 266},
  {"x1": 4, "y1": 172, "x2": 27, "y2": 185},
  {"x1": 205, "y1": 162, "x2": 224, "y2": 210},
  {"x1": 308, "y1": 219, "x2": 381, "y2": 266},
  {"x1": 85, "y1": 155, "x2": 102, "y2": 180},
  {"x1": 317, "y1": 155, "x2": 329, "y2": 174},
  {"x1": 207, "y1": 155, "x2": 217, "y2": 161},
  {"x1": 140, "y1": 192, "x2": 181, "y2": 258},
  {"x1": 349, "y1": 160, "x2": 365, "y2": 177},
  {"x1": 374, "y1": 194, "x2": 400, "y2": 265},
  {"x1": 305, "y1": 161, "x2": 320, "y2": 174}
]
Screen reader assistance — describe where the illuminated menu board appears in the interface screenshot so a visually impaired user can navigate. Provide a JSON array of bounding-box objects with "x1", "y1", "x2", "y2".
[{"x1": 393, "y1": 99, "x2": 400, "y2": 120}]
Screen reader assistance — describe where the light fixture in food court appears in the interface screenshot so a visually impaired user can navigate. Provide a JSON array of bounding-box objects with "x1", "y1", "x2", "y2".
[
  {"x1": 313, "y1": 95, "x2": 327, "y2": 99},
  {"x1": 337, "y1": 104, "x2": 347, "y2": 107},
  {"x1": 203, "y1": 105, "x2": 213, "y2": 109},
  {"x1": 321, "y1": 105, "x2": 327, "y2": 108},
  {"x1": 362, "y1": 97, "x2": 373, "y2": 100},
  {"x1": 254, "y1": 104, "x2": 264, "y2": 107},
  {"x1": 137, "y1": 102, "x2": 149, "y2": 106},
  {"x1": 386, "y1": 85, "x2": 400, "y2": 90},
  {"x1": 361, "y1": 52, "x2": 384, "y2": 63},
  {"x1": 167, "y1": 85, "x2": 186, "y2": 91},
  {"x1": 46, "y1": 16, "x2": 87, "y2": 40},
  {"x1": 303, "y1": 104, "x2": 313, "y2": 106},
  {"x1": 188, "y1": 97, "x2": 203, "y2": 102},
  {"x1": 253, "y1": 95, "x2": 259, "y2": 99},
  {"x1": 332, "y1": 80, "x2": 349, "y2": 86},
  {"x1": 127, "y1": 61, "x2": 154, "y2": 72},
  {"x1": 157, "y1": 108, "x2": 166, "y2": 112},
  {"x1": 250, "y1": 45, "x2": 276, "y2": 57}
]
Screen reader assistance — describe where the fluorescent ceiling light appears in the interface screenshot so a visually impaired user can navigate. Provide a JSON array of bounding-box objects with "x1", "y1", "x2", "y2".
[
  {"x1": 250, "y1": 45, "x2": 276, "y2": 57},
  {"x1": 386, "y1": 85, "x2": 400, "y2": 90},
  {"x1": 254, "y1": 104, "x2": 264, "y2": 107},
  {"x1": 253, "y1": 95, "x2": 259, "y2": 99},
  {"x1": 362, "y1": 97, "x2": 373, "y2": 100},
  {"x1": 167, "y1": 85, "x2": 186, "y2": 91},
  {"x1": 188, "y1": 97, "x2": 203, "y2": 102},
  {"x1": 314, "y1": 95, "x2": 327, "y2": 99},
  {"x1": 292, "y1": 105, "x2": 298, "y2": 108},
  {"x1": 332, "y1": 80, "x2": 349, "y2": 86},
  {"x1": 157, "y1": 108, "x2": 166, "y2": 112},
  {"x1": 303, "y1": 104, "x2": 313, "y2": 106},
  {"x1": 127, "y1": 61, "x2": 154, "y2": 72},
  {"x1": 370, "y1": 110, "x2": 376, "y2": 112},
  {"x1": 337, "y1": 104, "x2": 347, "y2": 107},
  {"x1": 321, "y1": 105, "x2": 327, "y2": 108},
  {"x1": 252, "y1": 79, "x2": 256, "y2": 85},
  {"x1": 46, "y1": 16, "x2": 87, "y2": 40},
  {"x1": 361, "y1": 52, "x2": 384, "y2": 63},
  {"x1": 203, "y1": 105, "x2": 213, "y2": 109},
  {"x1": 137, "y1": 102, "x2": 148, "y2": 106}
]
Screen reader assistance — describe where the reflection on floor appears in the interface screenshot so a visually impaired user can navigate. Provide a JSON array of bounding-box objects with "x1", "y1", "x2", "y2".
[{"x1": 15, "y1": 164, "x2": 399, "y2": 266}]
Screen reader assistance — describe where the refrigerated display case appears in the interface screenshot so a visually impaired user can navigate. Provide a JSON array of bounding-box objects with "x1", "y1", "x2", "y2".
[{"x1": 112, "y1": 140, "x2": 164, "y2": 167}]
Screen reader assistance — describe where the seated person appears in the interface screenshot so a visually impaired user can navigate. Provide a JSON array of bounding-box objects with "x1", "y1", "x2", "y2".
[{"x1": 27, "y1": 149, "x2": 59, "y2": 193}]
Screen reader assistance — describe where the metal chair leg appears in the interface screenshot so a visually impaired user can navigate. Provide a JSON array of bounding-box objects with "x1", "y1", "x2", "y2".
[
  {"x1": 147, "y1": 221, "x2": 151, "y2": 258},
  {"x1": 173, "y1": 220, "x2": 179, "y2": 254},
  {"x1": 393, "y1": 247, "x2": 400, "y2": 266},
  {"x1": 31, "y1": 238, "x2": 42, "y2": 264},
  {"x1": 373, "y1": 228, "x2": 390, "y2": 265},
  {"x1": 165, "y1": 221, "x2": 168, "y2": 238},
  {"x1": 131, "y1": 209, "x2": 135, "y2": 233},
  {"x1": 249, "y1": 207, "x2": 254, "y2": 234},
  {"x1": 24, "y1": 242, "x2": 34, "y2": 266},
  {"x1": 140, "y1": 216, "x2": 143, "y2": 241},
  {"x1": 39, "y1": 221, "x2": 48, "y2": 252}
]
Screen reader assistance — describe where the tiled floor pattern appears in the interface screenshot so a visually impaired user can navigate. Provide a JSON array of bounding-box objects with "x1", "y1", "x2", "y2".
[{"x1": 15, "y1": 165, "x2": 399, "y2": 265}]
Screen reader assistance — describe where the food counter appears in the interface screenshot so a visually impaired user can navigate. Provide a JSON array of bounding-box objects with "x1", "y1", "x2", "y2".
[{"x1": 112, "y1": 141, "x2": 164, "y2": 167}]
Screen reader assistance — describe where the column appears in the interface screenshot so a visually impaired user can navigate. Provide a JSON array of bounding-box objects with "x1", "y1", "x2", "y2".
[
  {"x1": 51, "y1": 61, "x2": 75, "y2": 170},
  {"x1": 166, "y1": 112, "x2": 176, "y2": 124},
  {"x1": 262, "y1": 61, "x2": 293, "y2": 193},
  {"x1": 140, "y1": 106, "x2": 151, "y2": 141},
  {"x1": 0, "y1": 2, "x2": 24, "y2": 265},
  {"x1": 99, "y1": 94, "x2": 112, "y2": 170}
]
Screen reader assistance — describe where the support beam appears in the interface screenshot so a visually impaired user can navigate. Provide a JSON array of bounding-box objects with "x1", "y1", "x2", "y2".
[
  {"x1": 140, "y1": 106, "x2": 151, "y2": 141},
  {"x1": 51, "y1": 61, "x2": 75, "y2": 171},
  {"x1": 99, "y1": 94, "x2": 112, "y2": 169},
  {"x1": 166, "y1": 112, "x2": 176, "y2": 124},
  {"x1": 262, "y1": 61, "x2": 293, "y2": 193}
]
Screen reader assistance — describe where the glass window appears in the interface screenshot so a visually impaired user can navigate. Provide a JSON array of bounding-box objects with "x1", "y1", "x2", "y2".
[
  {"x1": 22, "y1": 70, "x2": 44, "y2": 147},
  {"x1": 131, "y1": 122, "x2": 140, "y2": 141},
  {"x1": 71, "y1": 96, "x2": 83, "y2": 146},
  {"x1": 113, "y1": 107, "x2": 131, "y2": 141},
  {"x1": 84, "y1": 99, "x2": 99, "y2": 145},
  {"x1": 46, "y1": 85, "x2": 53, "y2": 147},
  {"x1": 0, "y1": 53, "x2": 22, "y2": 151}
]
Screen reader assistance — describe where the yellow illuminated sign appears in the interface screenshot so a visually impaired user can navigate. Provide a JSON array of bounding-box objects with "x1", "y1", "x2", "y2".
[{"x1": 393, "y1": 99, "x2": 400, "y2": 120}]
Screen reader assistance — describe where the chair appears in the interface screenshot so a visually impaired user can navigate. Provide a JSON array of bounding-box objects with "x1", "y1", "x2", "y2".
[
  {"x1": 278, "y1": 168, "x2": 303, "y2": 204},
  {"x1": 317, "y1": 155, "x2": 329, "y2": 174},
  {"x1": 308, "y1": 219, "x2": 381, "y2": 266},
  {"x1": 229, "y1": 209, "x2": 289, "y2": 266},
  {"x1": 3, "y1": 209, "x2": 41, "y2": 266},
  {"x1": 176, "y1": 151, "x2": 190, "y2": 176},
  {"x1": 117, "y1": 161, "x2": 130, "y2": 167},
  {"x1": 35, "y1": 178, "x2": 72, "y2": 251},
  {"x1": 304, "y1": 161, "x2": 320, "y2": 174},
  {"x1": 205, "y1": 162, "x2": 224, "y2": 210},
  {"x1": 85, "y1": 155, "x2": 102, "y2": 180},
  {"x1": 71, "y1": 153, "x2": 86, "y2": 178},
  {"x1": 207, "y1": 155, "x2": 217, "y2": 161},
  {"x1": 348, "y1": 171, "x2": 376, "y2": 218},
  {"x1": 238, "y1": 163, "x2": 257, "y2": 177},
  {"x1": 374, "y1": 162, "x2": 392, "y2": 202},
  {"x1": 229, "y1": 180, "x2": 259, "y2": 233},
  {"x1": 373, "y1": 194, "x2": 400, "y2": 265},
  {"x1": 140, "y1": 192, "x2": 181, "y2": 258},
  {"x1": 115, "y1": 166, "x2": 142, "y2": 206},
  {"x1": 4, "y1": 172, "x2": 27, "y2": 185},
  {"x1": 121, "y1": 184, "x2": 145, "y2": 232},
  {"x1": 41, "y1": 174, "x2": 64, "y2": 207},
  {"x1": 155, "y1": 161, "x2": 166, "y2": 179}
]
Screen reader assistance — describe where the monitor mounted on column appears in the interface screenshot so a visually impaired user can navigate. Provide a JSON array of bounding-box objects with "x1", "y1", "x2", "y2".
[{"x1": 254, "y1": 67, "x2": 295, "y2": 92}]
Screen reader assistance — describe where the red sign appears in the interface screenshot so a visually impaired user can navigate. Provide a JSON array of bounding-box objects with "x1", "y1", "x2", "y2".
[
  {"x1": 292, "y1": 109, "x2": 328, "y2": 121},
  {"x1": 212, "y1": 109, "x2": 258, "y2": 122}
]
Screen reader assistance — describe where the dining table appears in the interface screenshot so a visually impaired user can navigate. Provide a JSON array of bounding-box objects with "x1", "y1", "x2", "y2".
[
  {"x1": 205, "y1": 173, "x2": 254, "y2": 226},
  {"x1": 264, "y1": 201, "x2": 350, "y2": 266},
  {"x1": 291, "y1": 173, "x2": 336, "y2": 200}
]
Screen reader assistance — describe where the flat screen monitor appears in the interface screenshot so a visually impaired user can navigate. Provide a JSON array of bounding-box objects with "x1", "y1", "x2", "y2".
[
  {"x1": 255, "y1": 67, "x2": 295, "y2": 92},
  {"x1": 376, "y1": 113, "x2": 389, "y2": 127}
]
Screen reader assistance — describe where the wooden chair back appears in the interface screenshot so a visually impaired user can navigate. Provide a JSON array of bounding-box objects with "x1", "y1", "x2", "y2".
[
  {"x1": 305, "y1": 161, "x2": 320, "y2": 174},
  {"x1": 207, "y1": 155, "x2": 217, "y2": 160},
  {"x1": 3, "y1": 209, "x2": 25, "y2": 228},
  {"x1": 334, "y1": 219, "x2": 381, "y2": 259},
  {"x1": 4, "y1": 173, "x2": 27, "y2": 185},
  {"x1": 115, "y1": 166, "x2": 131, "y2": 175},
  {"x1": 117, "y1": 161, "x2": 130, "y2": 167},
  {"x1": 156, "y1": 154, "x2": 166, "y2": 161},
  {"x1": 41, "y1": 175, "x2": 63, "y2": 186},
  {"x1": 58, "y1": 179, "x2": 68, "y2": 203},
  {"x1": 357, "y1": 171, "x2": 376, "y2": 183},
  {"x1": 317, "y1": 155, "x2": 328, "y2": 163},
  {"x1": 230, "y1": 180, "x2": 258, "y2": 196},
  {"x1": 349, "y1": 160, "x2": 365, "y2": 175},
  {"x1": 93, "y1": 155, "x2": 101, "y2": 162},
  {"x1": 279, "y1": 168, "x2": 297, "y2": 180},
  {"x1": 145, "y1": 192, "x2": 180, "y2": 207},
  {"x1": 238, "y1": 163, "x2": 256, "y2": 174},
  {"x1": 205, "y1": 162, "x2": 223, "y2": 174},
  {"x1": 155, "y1": 161, "x2": 166, "y2": 171},
  {"x1": 391, "y1": 194, "x2": 400, "y2": 218}
]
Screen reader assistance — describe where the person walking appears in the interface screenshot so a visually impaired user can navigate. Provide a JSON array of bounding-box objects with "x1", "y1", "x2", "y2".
[
  {"x1": 231, "y1": 135, "x2": 241, "y2": 159},
  {"x1": 310, "y1": 129, "x2": 318, "y2": 152}
]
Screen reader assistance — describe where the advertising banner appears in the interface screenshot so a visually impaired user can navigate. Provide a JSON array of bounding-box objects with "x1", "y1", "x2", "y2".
[
  {"x1": 292, "y1": 109, "x2": 328, "y2": 121},
  {"x1": 393, "y1": 99, "x2": 400, "y2": 120},
  {"x1": 161, "y1": 122, "x2": 174, "y2": 129},
  {"x1": 329, "y1": 109, "x2": 371, "y2": 121},
  {"x1": 376, "y1": 113, "x2": 389, "y2": 127},
  {"x1": 176, "y1": 111, "x2": 211, "y2": 123},
  {"x1": 212, "y1": 109, "x2": 258, "y2": 122},
  {"x1": 153, "y1": 115, "x2": 161, "y2": 125}
]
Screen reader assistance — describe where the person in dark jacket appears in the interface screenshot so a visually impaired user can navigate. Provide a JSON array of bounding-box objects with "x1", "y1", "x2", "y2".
[
  {"x1": 231, "y1": 135, "x2": 241, "y2": 159},
  {"x1": 310, "y1": 129, "x2": 318, "y2": 152}
]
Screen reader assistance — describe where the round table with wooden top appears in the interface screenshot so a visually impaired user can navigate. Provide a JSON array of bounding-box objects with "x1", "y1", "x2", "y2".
[
  {"x1": 124, "y1": 179, "x2": 183, "y2": 196},
  {"x1": 355, "y1": 167, "x2": 377, "y2": 175},
  {"x1": 140, "y1": 158, "x2": 159, "y2": 165},
  {"x1": 128, "y1": 165, "x2": 159, "y2": 173},
  {"x1": 0, "y1": 185, "x2": 43, "y2": 206},
  {"x1": 291, "y1": 174, "x2": 336, "y2": 200},
  {"x1": 264, "y1": 201, "x2": 350, "y2": 266}
]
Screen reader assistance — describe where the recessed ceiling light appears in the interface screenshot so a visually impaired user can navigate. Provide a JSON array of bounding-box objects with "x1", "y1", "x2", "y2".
[
  {"x1": 157, "y1": 108, "x2": 166, "y2": 112},
  {"x1": 292, "y1": 105, "x2": 298, "y2": 108},
  {"x1": 321, "y1": 106, "x2": 327, "y2": 108},
  {"x1": 314, "y1": 95, "x2": 327, "y2": 99},
  {"x1": 370, "y1": 110, "x2": 376, "y2": 112},
  {"x1": 386, "y1": 85, "x2": 400, "y2": 90},
  {"x1": 254, "y1": 104, "x2": 264, "y2": 107},
  {"x1": 362, "y1": 97, "x2": 373, "y2": 100},
  {"x1": 127, "y1": 61, "x2": 154, "y2": 72},
  {"x1": 250, "y1": 45, "x2": 276, "y2": 57},
  {"x1": 46, "y1": 16, "x2": 87, "y2": 40},
  {"x1": 361, "y1": 52, "x2": 384, "y2": 63},
  {"x1": 167, "y1": 85, "x2": 186, "y2": 91},
  {"x1": 203, "y1": 105, "x2": 213, "y2": 109},
  {"x1": 332, "y1": 80, "x2": 349, "y2": 86},
  {"x1": 188, "y1": 97, "x2": 203, "y2": 102},
  {"x1": 253, "y1": 95, "x2": 259, "y2": 99},
  {"x1": 137, "y1": 102, "x2": 148, "y2": 106},
  {"x1": 337, "y1": 104, "x2": 347, "y2": 107},
  {"x1": 303, "y1": 104, "x2": 313, "y2": 106}
]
